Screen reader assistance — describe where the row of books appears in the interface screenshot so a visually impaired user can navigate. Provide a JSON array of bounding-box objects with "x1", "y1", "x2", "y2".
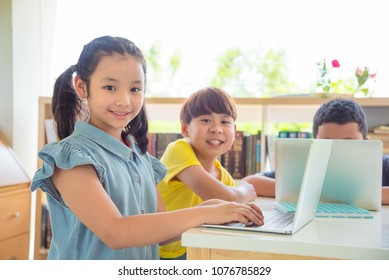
[
  {"x1": 221, "y1": 131, "x2": 262, "y2": 179},
  {"x1": 147, "y1": 132, "x2": 182, "y2": 159},
  {"x1": 148, "y1": 131, "x2": 263, "y2": 179},
  {"x1": 278, "y1": 131, "x2": 312, "y2": 139},
  {"x1": 147, "y1": 130, "x2": 314, "y2": 179}
]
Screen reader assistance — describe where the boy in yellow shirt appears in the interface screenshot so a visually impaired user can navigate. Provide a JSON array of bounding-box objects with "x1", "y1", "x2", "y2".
[{"x1": 158, "y1": 87, "x2": 258, "y2": 260}]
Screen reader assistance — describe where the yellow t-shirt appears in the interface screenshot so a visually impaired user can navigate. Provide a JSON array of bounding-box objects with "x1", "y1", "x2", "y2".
[{"x1": 158, "y1": 138, "x2": 235, "y2": 259}]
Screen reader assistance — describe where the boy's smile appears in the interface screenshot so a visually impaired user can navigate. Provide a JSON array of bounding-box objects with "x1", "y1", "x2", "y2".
[{"x1": 182, "y1": 112, "x2": 236, "y2": 163}]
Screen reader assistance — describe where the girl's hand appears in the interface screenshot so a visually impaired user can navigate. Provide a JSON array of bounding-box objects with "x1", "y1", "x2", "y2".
[{"x1": 202, "y1": 201, "x2": 264, "y2": 226}]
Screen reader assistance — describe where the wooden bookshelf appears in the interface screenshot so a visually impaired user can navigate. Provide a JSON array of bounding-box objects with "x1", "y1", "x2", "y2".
[
  {"x1": 33, "y1": 95, "x2": 389, "y2": 259},
  {"x1": 33, "y1": 96, "x2": 51, "y2": 259}
]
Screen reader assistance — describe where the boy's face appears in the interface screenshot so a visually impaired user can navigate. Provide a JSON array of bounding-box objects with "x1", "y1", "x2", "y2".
[
  {"x1": 316, "y1": 122, "x2": 364, "y2": 140},
  {"x1": 181, "y1": 113, "x2": 236, "y2": 161}
]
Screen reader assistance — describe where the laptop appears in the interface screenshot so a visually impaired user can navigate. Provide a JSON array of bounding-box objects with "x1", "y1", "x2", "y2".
[
  {"x1": 203, "y1": 140, "x2": 332, "y2": 235},
  {"x1": 275, "y1": 138, "x2": 383, "y2": 211}
]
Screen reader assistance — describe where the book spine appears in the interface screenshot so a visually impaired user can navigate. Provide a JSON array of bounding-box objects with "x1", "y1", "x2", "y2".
[{"x1": 231, "y1": 131, "x2": 245, "y2": 179}]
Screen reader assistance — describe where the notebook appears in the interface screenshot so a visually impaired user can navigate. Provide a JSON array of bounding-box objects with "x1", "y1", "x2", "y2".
[
  {"x1": 203, "y1": 140, "x2": 332, "y2": 235},
  {"x1": 273, "y1": 201, "x2": 374, "y2": 219},
  {"x1": 275, "y1": 139, "x2": 382, "y2": 211}
]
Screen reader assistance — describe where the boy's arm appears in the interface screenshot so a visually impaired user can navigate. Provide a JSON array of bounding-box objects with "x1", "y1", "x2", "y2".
[
  {"x1": 242, "y1": 174, "x2": 276, "y2": 197},
  {"x1": 176, "y1": 165, "x2": 257, "y2": 203}
]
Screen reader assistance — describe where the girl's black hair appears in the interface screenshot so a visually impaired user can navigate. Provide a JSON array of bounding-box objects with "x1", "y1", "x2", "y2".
[{"x1": 52, "y1": 36, "x2": 149, "y2": 153}]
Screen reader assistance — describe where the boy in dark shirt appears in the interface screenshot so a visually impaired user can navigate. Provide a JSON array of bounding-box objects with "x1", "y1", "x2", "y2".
[{"x1": 243, "y1": 98, "x2": 389, "y2": 204}]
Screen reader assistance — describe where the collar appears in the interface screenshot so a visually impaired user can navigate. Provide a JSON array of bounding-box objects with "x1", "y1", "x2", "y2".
[{"x1": 73, "y1": 121, "x2": 139, "y2": 161}]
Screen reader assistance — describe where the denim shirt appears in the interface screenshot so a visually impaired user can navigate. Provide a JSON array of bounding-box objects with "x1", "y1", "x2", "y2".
[{"x1": 31, "y1": 121, "x2": 167, "y2": 259}]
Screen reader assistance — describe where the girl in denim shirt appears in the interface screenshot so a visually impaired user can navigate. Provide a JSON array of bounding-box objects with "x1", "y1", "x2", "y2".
[{"x1": 30, "y1": 36, "x2": 263, "y2": 260}]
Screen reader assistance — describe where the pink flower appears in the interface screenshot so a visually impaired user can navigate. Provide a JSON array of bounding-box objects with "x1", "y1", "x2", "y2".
[
  {"x1": 331, "y1": 59, "x2": 340, "y2": 68},
  {"x1": 356, "y1": 66, "x2": 365, "y2": 76}
]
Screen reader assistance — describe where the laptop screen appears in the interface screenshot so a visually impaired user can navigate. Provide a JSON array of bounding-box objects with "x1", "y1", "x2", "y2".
[{"x1": 275, "y1": 139, "x2": 382, "y2": 210}]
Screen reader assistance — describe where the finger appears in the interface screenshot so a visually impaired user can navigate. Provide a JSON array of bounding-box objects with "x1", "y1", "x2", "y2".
[
  {"x1": 240, "y1": 204, "x2": 264, "y2": 224},
  {"x1": 231, "y1": 212, "x2": 252, "y2": 226},
  {"x1": 246, "y1": 203, "x2": 264, "y2": 219},
  {"x1": 234, "y1": 206, "x2": 263, "y2": 226}
]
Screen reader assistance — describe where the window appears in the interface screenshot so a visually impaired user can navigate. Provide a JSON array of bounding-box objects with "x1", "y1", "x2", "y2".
[{"x1": 52, "y1": 0, "x2": 389, "y2": 97}]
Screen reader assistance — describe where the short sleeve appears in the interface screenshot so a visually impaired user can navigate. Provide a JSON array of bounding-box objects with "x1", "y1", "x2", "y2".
[
  {"x1": 160, "y1": 139, "x2": 201, "y2": 183},
  {"x1": 259, "y1": 170, "x2": 276, "y2": 179},
  {"x1": 149, "y1": 155, "x2": 168, "y2": 185},
  {"x1": 30, "y1": 142, "x2": 105, "y2": 207}
]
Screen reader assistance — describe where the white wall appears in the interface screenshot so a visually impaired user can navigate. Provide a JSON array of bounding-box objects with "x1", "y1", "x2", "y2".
[
  {"x1": 11, "y1": 0, "x2": 57, "y2": 178},
  {"x1": 7, "y1": 0, "x2": 57, "y2": 260}
]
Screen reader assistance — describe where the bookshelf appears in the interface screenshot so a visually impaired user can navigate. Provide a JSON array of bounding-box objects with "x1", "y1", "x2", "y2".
[{"x1": 34, "y1": 95, "x2": 389, "y2": 259}]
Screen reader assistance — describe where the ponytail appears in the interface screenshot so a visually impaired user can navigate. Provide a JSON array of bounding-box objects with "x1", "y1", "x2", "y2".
[{"x1": 52, "y1": 65, "x2": 83, "y2": 140}]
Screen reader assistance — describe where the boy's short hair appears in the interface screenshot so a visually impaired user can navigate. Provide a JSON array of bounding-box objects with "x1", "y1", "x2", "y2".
[
  {"x1": 180, "y1": 87, "x2": 237, "y2": 124},
  {"x1": 312, "y1": 98, "x2": 368, "y2": 138}
]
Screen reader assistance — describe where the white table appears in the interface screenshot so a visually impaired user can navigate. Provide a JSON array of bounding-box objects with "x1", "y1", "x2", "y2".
[{"x1": 182, "y1": 198, "x2": 389, "y2": 260}]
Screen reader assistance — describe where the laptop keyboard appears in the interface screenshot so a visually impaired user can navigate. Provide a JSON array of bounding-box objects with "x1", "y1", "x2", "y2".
[
  {"x1": 273, "y1": 202, "x2": 373, "y2": 218},
  {"x1": 259, "y1": 211, "x2": 294, "y2": 230},
  {"x1": 221, "y1": 211, "x2": 294, "y2": 230}
]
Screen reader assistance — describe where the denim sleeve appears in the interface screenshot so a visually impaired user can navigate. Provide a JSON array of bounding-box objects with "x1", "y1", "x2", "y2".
[
  {"x1": 149, "y1": 155, "x2": 168, "y2": 184},
  {"x1": 30, "y1": 142, "x2": 105, "y2": 207}
]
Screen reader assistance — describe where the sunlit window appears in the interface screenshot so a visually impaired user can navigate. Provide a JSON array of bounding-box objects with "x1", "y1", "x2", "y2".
[{"x1": 53, "y1": 0, "x2": 389, "y2": 97}]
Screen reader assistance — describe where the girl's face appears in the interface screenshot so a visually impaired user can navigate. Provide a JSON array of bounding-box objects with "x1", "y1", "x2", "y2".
[
  {"x1": 182, "y1": 113, "x2": 236, "y2": 163},
  {"x1": 75, "y1": 54, "x2": 145, "y2": 141}
]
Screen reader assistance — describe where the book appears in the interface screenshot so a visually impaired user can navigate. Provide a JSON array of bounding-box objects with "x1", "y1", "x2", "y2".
[
  {"x1": 247, "y1": 131, "x2": 262, "y2": 175},
  {"x1": 151, "y1": 132, "x2": 182, "y2": 159},
  {"x1": 368, "y1": 132, "x2": 389, "y2": 141},
  {"x1": 231, "y1": 131, "x2": 246, "y2": 179},
  {"x1": 255, "y1": 136, "x2": 261, "y2": 173},
  {"x1": 265, "y1": 134, "x2": 276, "y2": 170},
  {"x1": 45, "y1": 119, "x2": 58, "y2": 143},
  {"x1": 373, "y1": 125, "x2": 389, "y2": 134}
]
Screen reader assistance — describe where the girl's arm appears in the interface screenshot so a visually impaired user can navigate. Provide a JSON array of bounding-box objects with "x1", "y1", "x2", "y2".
[
  {"x1": 176, "y1": 165, "x2": 257, "y2": 203},
  {"x1": 52, "y1": 164, "x2": 263, "y2": 250}
]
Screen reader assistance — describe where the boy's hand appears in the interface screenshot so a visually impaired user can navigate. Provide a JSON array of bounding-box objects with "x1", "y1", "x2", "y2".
[{"x1": 236, "y1": 181, "x2": 258, "y2": 201}]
